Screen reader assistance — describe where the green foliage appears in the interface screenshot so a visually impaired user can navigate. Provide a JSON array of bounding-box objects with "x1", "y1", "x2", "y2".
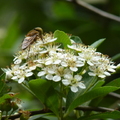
[
  {"x1": 0, "y1": 73, "x2": 11, "y2": 97},
  {"x1": 91, "y1": 38, "x2": 106, "y2": 48},
  {"x1": 0, "y1": 94, "x2": 13, "y2": 104},
  {"x1": 106, "y1": 78, "x2": 120, "y2": 87},
  {"x1": 112, "y1": 53, "x2": 120, "y2": 61},
  {"x1": 65, "y1": 86, "x2": 119, "y2": 116},
  {"x1": 70, "y1": 35, "x2": 82, "y2": 43},
  {"x1": 77, "y1": 111, "x2": 120, "y2": 120},
  {"x1": 29, "y1": 79, "x2": 59, "y2": 117},
  {"x1": 54, "y1": 30, "x2": 71, "y2": 48}
]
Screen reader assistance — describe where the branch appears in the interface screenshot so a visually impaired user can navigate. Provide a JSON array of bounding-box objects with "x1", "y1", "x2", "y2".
[
  {"x1": 108, "y1": 92, "x2": 120, "y2": 99},
  {"x1": 2, "y1": 106, "x2": 115, "y2": 120},
  {"x1": 72, "y1": 0, "x2": 120, "y2": 22},
  {"x1": 75, "y1": 106, "x2": 114, "y2": 112},
  {"x1": 2, "y1": 109, "x2": 52, "y2": 120}
]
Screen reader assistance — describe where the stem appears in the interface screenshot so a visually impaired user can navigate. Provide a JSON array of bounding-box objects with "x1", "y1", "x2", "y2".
[
  {"x1": 83, "y1": 76, "x2": 97, "y2": 94},
  {"x1": 0, "y1": 111, "x2": 2, "y2": 120},
  {"x1": 21, "y1": 82, "x2": 45, "y2": 109},
  {"x1": 59, "y1": 82, "x2": 63, "y2": 120},
  {"x1": 8, "y1": 110, "x2": 14, "y2": 119},
  {"x1": 5, "y1": 111, "x2": 9, "y2": 120},
  {"x1": 75, "y1": 110, "x2": 80, "y2": 118},
  {"x1": 75, "y1": 0, "x2": 120, "y2": 22},
  {"x1": 21, "y1": 83, "x2": 37, "y2": 98},
  {"x1": 79, "y1": 63, "x2": 88, "y2": 75}
]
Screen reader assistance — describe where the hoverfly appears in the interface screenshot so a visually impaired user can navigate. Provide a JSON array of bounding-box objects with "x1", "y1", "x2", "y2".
[{"x1": 22, "y1": 27, "x2": 43, "y2": 50}]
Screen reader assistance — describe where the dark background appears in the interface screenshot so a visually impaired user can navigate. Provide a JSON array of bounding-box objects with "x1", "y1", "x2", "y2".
[{"x1": 0, "y1": 0, "x2": 120, "y2": 74}]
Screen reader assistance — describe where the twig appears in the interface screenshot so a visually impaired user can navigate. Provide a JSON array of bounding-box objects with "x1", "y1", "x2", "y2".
[
  {"x1": 108, "y1": 92, "x2": 120, "y2": 99},
  {"x1": 75, "y1": 106, "x2": 114, "y2": 112},
  {"x1": 72, "y1": 0, "x2": 120, "y2": 22},
  {"x1": 2, "y1": 109, "x2": 52, "y2": 120},
  {"x1": 2, "y1": 106, "x2": 115, "y2": 120}
]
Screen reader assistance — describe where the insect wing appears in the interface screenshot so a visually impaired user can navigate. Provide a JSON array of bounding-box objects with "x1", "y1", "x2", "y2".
[{"x1": 22, "y1": 35, "x2": 36, "y2": 50}]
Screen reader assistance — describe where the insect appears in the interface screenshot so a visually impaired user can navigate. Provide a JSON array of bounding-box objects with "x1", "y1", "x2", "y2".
[{"x1": 22, "y1": 27, "x2": 43, "y2": 50}]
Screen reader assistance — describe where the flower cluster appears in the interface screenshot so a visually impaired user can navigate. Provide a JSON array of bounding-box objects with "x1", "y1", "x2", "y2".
[{"x1": 3, "y1": 32, "x2": 116, "y2": 92}]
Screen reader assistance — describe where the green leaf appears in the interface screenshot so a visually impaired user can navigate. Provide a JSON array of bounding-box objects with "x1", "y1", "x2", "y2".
[
  {"x1": 89, "y1": 78, "x2": 120, "y2": 108},
  {"x1": 30, "y1": 114, "x2": 58, "y2": 120},
  {"x1": 0, "y1": 94, "x2": 13, "y2": 104},
  {"x1": 70, "y1": 35, "x2": 82, "y2": 43},
  {"x1": 53, "y1": 30, "x2": 71, "y2": 48},
  {"x1": 66, "y1": 76, "x2": 98, "y2": 112},
  {"x1": 29, "y1": 79, "x2": 59, "y2": 117},
  {"x1": 106, "y1": 78, "x2": 120, "y2": 87},
  {"x1": 91, "y1": 80, "x2": 105, "y2": 90},
  {"x1": 0, "y1": 74, "x2": 11, "y2": 97},
  {"x1": 84, "y1": 80, "x2": 105, "y2": 107},
  {"x1": 0, "y1": 73, "x2": 5, "y2": 79},
  {"x1": 77, "y1": 111, "x2": 120, "y2": 120},
  {"x1": 91, "y1": 38, "x2": 106, "y2": 48},
  {"x1": 65, "y1": 86, "x2": 119, "y2": 116},
  {"x1": 29, "y1": 79, "x2": 51, "y2": 102},
  {"x1": 111, "y1": 53, "x2": 120, "y2": 61}
]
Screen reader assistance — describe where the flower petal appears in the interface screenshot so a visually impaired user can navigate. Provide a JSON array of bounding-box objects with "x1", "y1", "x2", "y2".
[
  {"x1": 18, "y1": 77, "x2": 25, "y2": 83},
  {"x1": 37, "y1": 71, "x2": 46, "y2": 76},
  {"x1": 62, "y1": 79, "x2": 70, "y2": 86},
  {"x1": 53, "y1": 75, "x2": 61, "y2": 82},
  {"x1": 74, "y1": 75, "x2": 82, "y2": 81},
  {"x1": 46, "y1": 74, "x2": 53, "y2": 80},
  {"x1": 70, "y1": 67, "x2": 78, "y2": 72},
  {"x1": 71, "y1": 86, "x2": 78, "y2": 93},
  {"x1": 78, "y1": 82, "x2": 86, "y2": 89}
]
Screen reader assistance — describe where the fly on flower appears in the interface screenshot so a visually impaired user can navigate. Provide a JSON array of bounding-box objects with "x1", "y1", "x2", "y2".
[{"x1": 22, "y1": 27, "x2": 43, "y2": 50}]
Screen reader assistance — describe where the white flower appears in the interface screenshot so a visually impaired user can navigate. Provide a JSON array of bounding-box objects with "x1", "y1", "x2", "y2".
[
  {"x1": 37, "y1": 71, "x2": 46, "y2": 76},
  {"x1": 61, "y1": 52, "x2": 84, "y2": 72},
  {"x1": 106, "y1": 64, "x2": 116, "y2": 72},
  {"x1": 10, "y1": 67, "x2": 33, "y2": 83},
  {"x1": 88, "y1": 60, "x2": 116, "y2": 78},
  {"x1": 44, "y1": 37, "x2": 57, "y2": 44},
  {"x1": 29, "y1": 44, "x2": 43, "y2": 56},
  {"x1": 2, "y1": 68, "x2": 13, "y2": 78},
  {"x1": 51, "y1": 66, "x2": 65, "y2": 82},
  {"x1": 78, "y1": 50, "x2": 97, "y2": 66},
  {"x1": 9, "y1": 65, "x2": 20, "y2": 76},
  {"x1": 37, "y1": 65, "x2": 57, "y2": 79},
  {"x1": 45, "y1": 53, "x2": 62, "y2": 65},
  {"x1": 117, "y1": 63, "x2": 120, "y2": 68},
  {"x1": 27, "y1": 61, "x2": 38, "y2": 71},
  {"x1": 3, "y1": 30, "x2": 117, "y2": 90},
  {"x1": 44, "y1": 44, "x2": 61, "y2": 55},
  {"x1": 14, "y1": 59, "x2": 22, "y2": 64},
  {"x1": 67, "y1": 43, "x2": 84, "y2": 51},
  {"x1": 68, "y1": 43, "x2": 96, "y2": 53},
  {"x1": 46, "y1": 74, "x2": 53, "y2": 80},
  {"x1": 25, "y1": 71, "x2": 33, "y2": 77},
  {"x1": 18, "y1": 77, "x2": 25, "y2": 83},
  {"x1": 42, "y1": 33, "x2": 57, "y2": 44},
  {"x1": 62, "y1": 74, "x2": 86, "y2": 92},
  {"x1": 38, "y1": 66, "x2": 72, "y2": 82},
  {"x1": 13, "y1": 51, "x2": 28, "y2": 64},
  {"x1": 53, "y1": 75, "x2": 61, "y2": 82}
]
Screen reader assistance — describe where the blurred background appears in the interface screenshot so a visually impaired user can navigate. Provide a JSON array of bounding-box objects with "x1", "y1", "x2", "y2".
[{"x1": 0, "y1": 0, "x2": 120, "y2": 110}]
